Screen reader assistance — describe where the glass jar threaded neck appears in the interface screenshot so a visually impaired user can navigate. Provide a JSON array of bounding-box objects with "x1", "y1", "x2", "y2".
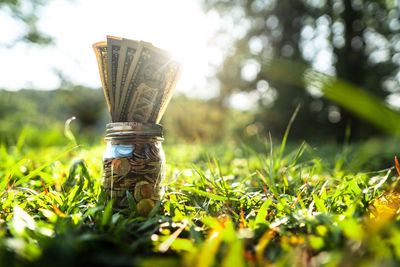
[{"x1": 105, "y1": 122, "x2": 164, "y2": 143}]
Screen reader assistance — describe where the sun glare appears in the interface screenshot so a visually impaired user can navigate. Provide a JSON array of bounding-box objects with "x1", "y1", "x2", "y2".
[{"x1": 131, "y1": 0, "x2": 221, "y2": 98}]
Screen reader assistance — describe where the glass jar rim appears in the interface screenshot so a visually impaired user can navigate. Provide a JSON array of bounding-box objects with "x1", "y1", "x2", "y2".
[{"x1": 105, "y1": 122, "x2": 163, "y2": 142}]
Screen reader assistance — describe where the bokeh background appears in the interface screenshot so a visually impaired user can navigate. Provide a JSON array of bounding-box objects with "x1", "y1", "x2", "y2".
[{"x1": 0, "y1": 0, "x2": 399, "y2": 147}]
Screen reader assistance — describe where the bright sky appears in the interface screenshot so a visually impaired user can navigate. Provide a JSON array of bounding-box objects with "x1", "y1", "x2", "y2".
[{"x1": 0, "y1": 0, "x2": 225, "y2": 98}]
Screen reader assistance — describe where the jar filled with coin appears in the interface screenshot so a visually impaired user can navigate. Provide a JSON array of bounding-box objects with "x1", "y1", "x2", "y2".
[{"x1": 102, "y1": 122, "x2": 165, "y2": 216}]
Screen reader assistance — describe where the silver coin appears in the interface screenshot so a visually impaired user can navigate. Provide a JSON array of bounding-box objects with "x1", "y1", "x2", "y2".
[{"x1": 116, "y1": 144, "x2": 134, "y2": 157}]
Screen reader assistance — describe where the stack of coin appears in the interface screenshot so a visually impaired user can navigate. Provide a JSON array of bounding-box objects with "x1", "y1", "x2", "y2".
[{"x1": 103, "y1": 142, "x2": 165, "y2": 215}]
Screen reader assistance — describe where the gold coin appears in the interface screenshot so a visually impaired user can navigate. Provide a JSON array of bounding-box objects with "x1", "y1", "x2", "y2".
[
  {"x1": 140, "y1": 184, "x2": 154, "y2": 199},
  {"x1": 134, "y1": 181, "x2": 149, "y2": 201},
  {"x1": 112, "y1": 157, "x2": 131, "y2": 176},
  {"x1": 137, "y1": 199, "x2": 154, "y2": 217}
]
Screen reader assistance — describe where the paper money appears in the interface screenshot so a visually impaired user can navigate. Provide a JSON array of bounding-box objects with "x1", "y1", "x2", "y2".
[
  {"x1": 93, "y1": 36, "x2": 182, "y2": 123},
  {"x1": 115, "y1": 39, "x2": 139, "y2": 117},
  {"x1": 155, "y1": 59, "x2": 183, "y2": 123},
  {"x1": 92, "y1": 42, "x2": 111, "y2": 114},
  {"x1": 117, "y1": 41, "x2": 144, "y2": 121},
  {"x1": 120, "y1": 43, "x2": 182, "y2": 122},
  {"x1": 107, "y1": 36, "x2": 122, "y2": 120}
]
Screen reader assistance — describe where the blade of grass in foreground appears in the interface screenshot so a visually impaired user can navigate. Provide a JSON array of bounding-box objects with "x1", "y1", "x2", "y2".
[
  {"x1": 278, "y1": 104, "x2": 300, "y2": 165},
  {"x1": 14, "y1": 145, "x2": 78, "y2": 187},
  {"x1": 180, "y1": 185, "x2": 240, "y2": 202},
  {"x1": 0, "y1": 158, "x2": 27, "y2": 192}
]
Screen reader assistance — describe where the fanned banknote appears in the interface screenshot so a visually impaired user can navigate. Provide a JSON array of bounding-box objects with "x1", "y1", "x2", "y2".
[
  {"x1": 115, "y1": 38, "x2": 139, "y2": 118},
  {"x1": 121, "y1": 43, "x2": 182, "y2": 122},
  {"x1": 107, "y1": 36, "x2": 122, "y2": 120},
  {"x1": 93, "y1": 36, "x2": 182, "y2": 123},
  {"x1": 92, "y1": 42, "x2": 111, "y2": 114}
]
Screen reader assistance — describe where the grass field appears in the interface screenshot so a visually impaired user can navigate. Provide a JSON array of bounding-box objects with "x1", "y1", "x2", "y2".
[{"x1": 1, "y1": 129, "x2": 400, "y2": 266}]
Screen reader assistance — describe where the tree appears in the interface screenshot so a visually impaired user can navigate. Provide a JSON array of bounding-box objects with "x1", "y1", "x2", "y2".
[
  {"x1": 203, "y1": 0, "x2": 400, "y2": 141},
  {"x1": 0, "y1": 0, "x2": 52, "y2": 45}
]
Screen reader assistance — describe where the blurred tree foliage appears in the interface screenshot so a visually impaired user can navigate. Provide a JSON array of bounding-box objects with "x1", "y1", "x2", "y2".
[
  {"x1": 0, "y1": 88, "x2": 253, "y2": 146},
  {"x1": 0, "y1": 0, "x2": 52, "y2": 45},
  {"x1": 203, "y1": 0, "x2": 400, "y2": 141},
  {"x1": 162, "y1": 94, "x2": 255, "y2": 143},
  {"x1": 0, "y1": 86, "x2": 108, "y2": 146}
]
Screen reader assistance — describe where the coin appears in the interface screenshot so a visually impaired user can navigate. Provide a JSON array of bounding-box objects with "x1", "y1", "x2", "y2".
[
  {"x1": 134, "y1": 181, "x2": 149, "y2": 201},
  {"x1": 143, "y1": 174, "x2": 156, "y2": 183},
  {"x1": 112, "y1": 157, "x2": 131, "y2": 176},
  {"x1": 137, "y1": 198, "x2": 155, "y2": 217},
  {"x1": 103, "y1": 138, "x2": 165, "y2": 213},
  {"x1": 115, "y1": 144, "x2": 134, "y2": 157},
  {"x1": 140, "y1": 184, "x2": 154, "y2": 199}
]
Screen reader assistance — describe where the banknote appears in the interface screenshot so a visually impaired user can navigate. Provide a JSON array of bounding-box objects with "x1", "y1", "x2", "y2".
[
  {"x1": 92, "y1": 41, "x2": 111, "y2": 114},
  {"x1": 93, "y1": 37, "x2": 182, "y2": 123},
  {"x1": 154, "y1": 59, "x2": 183, "y2": 123},
  {"x1": 117, "y1": 40, "x2": 154, "y2": 121},
  {"x1": 119, "y1": 42, "x2": 182, "y2": 122},
  {"x1": 115, "y1": 38, "x2": 139, "y2": 118},
  {"x1": 107, "y1": 36, "x2": 122, "y2": 120},
  {"x1": 117, "y1": 41, "x2": 144, "y2": 121},
  {"x1": 127, "y1": 82, "x2": 159, "y2": 122}
]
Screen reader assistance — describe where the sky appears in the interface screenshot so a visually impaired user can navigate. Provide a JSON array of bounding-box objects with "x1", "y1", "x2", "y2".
[{"x1": 0, "y1": 0, "x2": 225, "y2": 98}]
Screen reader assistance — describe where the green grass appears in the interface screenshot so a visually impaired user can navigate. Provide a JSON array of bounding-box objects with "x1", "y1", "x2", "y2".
[{"x1": 1, "y1": 133, "x2": 400, "y2": 266}]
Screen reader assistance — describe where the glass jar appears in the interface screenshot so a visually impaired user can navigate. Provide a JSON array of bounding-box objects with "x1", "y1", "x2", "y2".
[{"x1": 102, "y1": 122, "x2": 165, "y2": 216}]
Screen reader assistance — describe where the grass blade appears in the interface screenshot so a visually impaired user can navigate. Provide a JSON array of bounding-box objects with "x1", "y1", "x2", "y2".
[{"x1": 15, "y1": 145, "x2": 78, "y2": 187}]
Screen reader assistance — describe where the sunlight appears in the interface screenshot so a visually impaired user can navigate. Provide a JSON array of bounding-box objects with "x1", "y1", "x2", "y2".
[{"x1": 132, "y1": 1, "x2": 222, "y2": 98}]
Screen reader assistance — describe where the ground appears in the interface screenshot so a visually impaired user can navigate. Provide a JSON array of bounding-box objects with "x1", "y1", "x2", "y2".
[{"x1": 1, "y1": 136, "x2": 400, "y2": 266}]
